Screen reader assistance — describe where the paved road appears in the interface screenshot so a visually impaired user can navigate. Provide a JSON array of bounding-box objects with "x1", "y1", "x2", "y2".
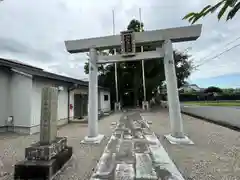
[
  {"x1": 181, "y1": 102, "x2": 240, "y2": 109},
  {"x1": 181, "y1": 105, "x2": 240, "y2": 129}
]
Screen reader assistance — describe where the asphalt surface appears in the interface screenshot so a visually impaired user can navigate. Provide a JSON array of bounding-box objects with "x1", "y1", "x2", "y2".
[{"x1": 181, "y1": 105, "x2": 240, "y2": 129}]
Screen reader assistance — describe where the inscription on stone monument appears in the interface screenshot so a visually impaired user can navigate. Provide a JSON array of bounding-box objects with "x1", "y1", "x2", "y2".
[{"x1": 40, "y1": 87, "x2": 58, "y2": 145}]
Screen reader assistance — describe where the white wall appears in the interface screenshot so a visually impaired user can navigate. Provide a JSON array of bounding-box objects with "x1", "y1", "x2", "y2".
[
  {"x1": 74, "y1": 88, "x2": 110, "y2": 113},
  {"x1": 31, "y1": 78, "x2": 70, "y2": 128},
  {"x1": 99, "y1": 90, "x2": 111, "y2": 112},
  {"x1": 10, "y1": 71, "x2": 32, "y2": 127},
  {"x1": 57, "y1": 88, "x2": 68, "y2": 125},
  {"x1": 0, "y1": 69, "x2": 10, "y2": 127}
]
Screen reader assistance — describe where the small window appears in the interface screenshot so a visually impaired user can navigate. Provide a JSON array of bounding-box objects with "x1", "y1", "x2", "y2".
[{"x1": 104, "y1": 95, "x2": 108, "y2": 101}]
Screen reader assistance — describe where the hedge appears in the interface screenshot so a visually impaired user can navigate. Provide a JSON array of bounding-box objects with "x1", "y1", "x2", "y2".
[
  {"x1": 181, "y1": 94, "x2": 240, "y2": 101},
  {"x1": 162, "y1": 93, "x2": 240, "y2": 102}
]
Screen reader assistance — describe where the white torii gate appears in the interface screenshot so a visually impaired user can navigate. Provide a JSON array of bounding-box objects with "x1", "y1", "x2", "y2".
[{"x1": 65, "y1": 24, "x2": 202, "y2": 144}]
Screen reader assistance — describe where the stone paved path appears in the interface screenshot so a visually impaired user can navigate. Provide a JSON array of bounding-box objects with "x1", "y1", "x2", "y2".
[
  {"x1": 90, "y1": 111, "x2": 184, "y2": 180},
  {"x1": 0, "y1": 113, "x2": 122, "y2": 180}
]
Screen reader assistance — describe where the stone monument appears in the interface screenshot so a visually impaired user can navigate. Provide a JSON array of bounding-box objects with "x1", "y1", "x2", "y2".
[{"x1": 14, "y1": 87, "x2": 72, "y2": 180}]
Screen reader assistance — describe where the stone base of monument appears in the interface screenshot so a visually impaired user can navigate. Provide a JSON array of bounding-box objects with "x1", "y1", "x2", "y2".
[
  {"x1": 25, "y1": 137, "x2": 67, "y2": 161},
  {"x1": 14, "y1": 146, "x2": 72, "y2": 180},
  {"x1": 81, "y1": 134, "x2": 104, "y2": 144},
  {"x1": 114, "y1": 102, "x2": 121, "y2": 111},
  {"x1": 164, "y1": 134, "x2": 194, "y2": 145},
  {"x1": 142, "y1": 101, "x2": 149, "y2": 110}
]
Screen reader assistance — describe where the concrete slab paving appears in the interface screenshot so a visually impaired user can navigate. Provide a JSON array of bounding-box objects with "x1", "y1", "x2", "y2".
[{"x1": 90, "y1": 111, "x2": 185, "y2": 180}]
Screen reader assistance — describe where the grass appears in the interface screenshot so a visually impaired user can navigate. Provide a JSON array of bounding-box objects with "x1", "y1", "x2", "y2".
[{"x1": 183, "y1": 101, "x2": 240, "y2": 107}]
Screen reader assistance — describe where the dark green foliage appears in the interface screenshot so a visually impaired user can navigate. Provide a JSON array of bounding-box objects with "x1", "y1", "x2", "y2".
[
  {"x1": 178, "y1": 93, "x2": 240, "y2": 101},
  {"x1": 204, "y1": 86, "x2": 223, "y2": 93},
  {"x1": 183, "y1": 0, "x2": 240, "y2": 24}
]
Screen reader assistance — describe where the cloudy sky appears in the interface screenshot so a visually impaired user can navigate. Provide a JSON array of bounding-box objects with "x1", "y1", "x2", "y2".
[{"x1": 0, "y1": 0, "x2": 239, "y2": 87}]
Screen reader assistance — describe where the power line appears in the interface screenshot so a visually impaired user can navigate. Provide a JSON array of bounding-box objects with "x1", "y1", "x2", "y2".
[
  {"x1": 195, "y1": 42, "x2": 240, "y2": 68},
  {"x1": 195, "y1": 34, "x2": 240, "y2": 64},
  {"x1": 196, "y1": 43, "x2": 240, "y2": 67}
]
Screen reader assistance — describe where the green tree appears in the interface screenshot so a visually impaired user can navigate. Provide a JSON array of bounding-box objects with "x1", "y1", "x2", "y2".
[
  {"x1": 222, "y1": 88, "x2": 235, "y2": 94},
  {"x1": 183, "y1": 0, "x2": 240, "y2": 24},
  {"x1": 84, "y1": 19, "x2": 194, "y2": 107},
  {"x1": 204, "y1": 86, "x2": 223, "y2": 93}
]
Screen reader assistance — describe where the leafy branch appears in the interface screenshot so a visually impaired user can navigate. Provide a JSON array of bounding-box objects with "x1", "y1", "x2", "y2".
[{"x1": 183, "y1": 0, "x2": 240, "y2": 24}]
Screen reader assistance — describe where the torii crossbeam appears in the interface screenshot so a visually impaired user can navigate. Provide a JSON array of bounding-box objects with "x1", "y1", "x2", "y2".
[{"x1": 65, "y1": 24, "x2": 202, "y2": 144}]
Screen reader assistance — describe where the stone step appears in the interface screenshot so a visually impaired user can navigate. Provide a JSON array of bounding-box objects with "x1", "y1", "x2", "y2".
[
  {"x1": 115, "y1": 164, "x2": 135, "y2": 180},
  {"x1": 105, "y1": 136, "x2": 119, "y2": 153},
  {"x1": 135, "y1": 153, "x2": 158, "y2": 180},
  {"x1": 134, "y1": 131, "x2": 144, "y2": 139},
  {"x1": 92, "y1": 153, "x2": 115, "y2": 179},
  {"x1": 116, "y1": 141, "x2": 135, "y2": 164},
  {"x1": 114, "y1": 130, "x2": 122, "y2": 138},
  {"x1": 123, "y1": 134, "x2": 133, "y2": 139},
  {"x1": 142, "y1": 128, "x2": 153, "y2": 135},
  {"x1": 134, "y1": 141, "x2": 150, "y2": 153},
  {"x1": 149, "y1": 145, "x2": 185, "y2": 180},
  {"x1": 145, "y1": 134, "x2": 160, "y2": 145}
]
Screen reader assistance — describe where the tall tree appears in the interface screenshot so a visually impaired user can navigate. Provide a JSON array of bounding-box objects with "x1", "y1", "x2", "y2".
[
  {"x1": 84, "y1": 19, "x2": 194, "y2": 107},
  {"x1": 204, "y1": 86, "x2": 223, "y2": 93},
  {"x1": 183, "y1": 0, "x2": 240, "y2": 24}
]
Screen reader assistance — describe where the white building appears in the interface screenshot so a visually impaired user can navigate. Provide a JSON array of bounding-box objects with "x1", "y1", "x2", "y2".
[
  {"x1": 0, "y1": 58, "x2": 111, "y2": 134},
  {"x1": 178, "y1": 84, "x2": 204, "y2": 93}
]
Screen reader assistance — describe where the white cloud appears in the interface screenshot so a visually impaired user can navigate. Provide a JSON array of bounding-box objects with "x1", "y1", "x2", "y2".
[{"x1": 0, "y1": 0, "x2": 239, "y2": 81}]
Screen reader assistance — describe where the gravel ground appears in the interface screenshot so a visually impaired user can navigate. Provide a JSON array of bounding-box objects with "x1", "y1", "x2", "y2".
[
  {"x1": 0, "y1": 113, "x2": 122, "y2": 180},
  {"x1": 1, "y1": 109, "x2": 240, "y2": 180},
  {"x1": 142, "y1": 108, "x2": 240, "y2": 180}
]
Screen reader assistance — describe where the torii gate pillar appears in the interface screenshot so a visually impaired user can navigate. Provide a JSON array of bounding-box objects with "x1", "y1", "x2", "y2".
[
  {"x1": 164, "y1": 40, "x2": 185, "y2": 139},
  {"x1": 65, "y1": 24, "x2": 202, "y2": 145},
  {"x1": 82, "y1": 48, "x2": 104, "y2": 143}
]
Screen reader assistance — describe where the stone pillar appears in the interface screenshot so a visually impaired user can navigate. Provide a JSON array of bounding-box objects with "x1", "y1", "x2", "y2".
[
  {"x1": 114, "y1": 62, "x2": 120, "y2": 112},
  {"x1": 114, "y1": 102, "x2": 121, "y2": 111},
  {"x1": 16, "y1": 86, "x2": 72, "y2": 180},
  {"x1": 142, "y1": 101, "x2": 149, "y2": 110},
  {"x1": 83, "y1": 48, "x2": 104, "y2": 143},
  {"x1": 163, "y1": 40, "x2": 184, "y2": 139},
  {"x1": 141, "y1": 57, "x2": 149, "y2": 111},
  {"x1": 88, "y1": 48, "x2": 98, "y2": 137},
  {"x1": 40, "y1": 87, "x2": 58, "y2": 145}
]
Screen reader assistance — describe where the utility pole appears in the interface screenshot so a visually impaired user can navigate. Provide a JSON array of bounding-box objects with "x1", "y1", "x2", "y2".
[
  {"x1": 112, "y1": 10, "x2": 121, "y2": 111},
  {"x1": 139, "y1": 8, "x2": 149, "y2": 110}
]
